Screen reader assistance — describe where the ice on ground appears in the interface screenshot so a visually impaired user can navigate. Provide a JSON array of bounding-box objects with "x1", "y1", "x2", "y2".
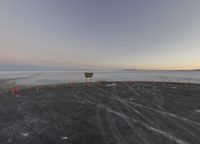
[
  {"x1": 106, "y1": 83, "x2": 116, "y2": 87},
  {"x1": 61, "y1": 137, "x2": 68, "y2": 140},
  {"x1": 21, "y1": 132, "x2": 30, "y2": 137}
]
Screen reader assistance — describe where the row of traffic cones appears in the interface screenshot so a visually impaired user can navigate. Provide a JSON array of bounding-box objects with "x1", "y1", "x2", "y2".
[
  {"x1": 10, "y1": 85, "x2": 59, "y2": 95},
  {"x1": 9, "y1": 83, "x2": 91, "y2": 95},
  {"x1": 10, "y1": 85, "x2": 40, "y2": 95}
]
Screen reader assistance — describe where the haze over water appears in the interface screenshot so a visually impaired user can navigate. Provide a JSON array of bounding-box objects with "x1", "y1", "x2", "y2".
[{"x1": 1, "y1": 71, "x2": 200, "y2": 86}]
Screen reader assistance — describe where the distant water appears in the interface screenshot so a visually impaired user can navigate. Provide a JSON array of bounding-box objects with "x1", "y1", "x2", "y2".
[{"x1": 0, "y1": 71, "x2": 200, "y2": 86}]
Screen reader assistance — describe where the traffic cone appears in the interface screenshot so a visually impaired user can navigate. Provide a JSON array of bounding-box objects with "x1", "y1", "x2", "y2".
[{"x1": 36, "y1": 85, "x2": 40, "y2": 93}]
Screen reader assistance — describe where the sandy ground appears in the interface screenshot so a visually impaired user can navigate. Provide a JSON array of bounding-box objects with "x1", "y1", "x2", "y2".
[{"x1": 0, "y1": 81, "x2": 200, "y2": 144}]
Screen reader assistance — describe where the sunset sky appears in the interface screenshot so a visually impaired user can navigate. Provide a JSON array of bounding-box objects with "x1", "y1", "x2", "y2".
[{"x1": 0, "y1": 0, "x2": 200, "y2": 70}]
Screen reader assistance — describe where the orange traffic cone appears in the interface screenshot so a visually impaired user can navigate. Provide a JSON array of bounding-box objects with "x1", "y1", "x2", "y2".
[
  {"x1": 36, "y1": 85, "x2": 40, "y2": 93},
  {"x1": 10, "y1": 88, "x2": 15, "y2": 95},
  {"x1": 15, "y1": 86, "x2": 20, "y2": 94}
]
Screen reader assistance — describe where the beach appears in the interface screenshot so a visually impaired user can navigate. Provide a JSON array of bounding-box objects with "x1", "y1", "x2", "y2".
[{"x1": 0, "y1": 81, "x2": 200, "y2": 144}]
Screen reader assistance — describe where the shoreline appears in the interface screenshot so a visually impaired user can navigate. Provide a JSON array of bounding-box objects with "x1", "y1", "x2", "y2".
[
  {"x1": 2, "y1": 80, "x2": 199, "y2": 87},
  {"x1": 1, "y1": 80, "x2": 199, "y2": 96}
]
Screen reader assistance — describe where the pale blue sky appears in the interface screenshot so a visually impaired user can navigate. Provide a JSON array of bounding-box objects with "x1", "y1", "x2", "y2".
[{"x1": 0, "y1": 0, "x2": 200, "y2": 70}]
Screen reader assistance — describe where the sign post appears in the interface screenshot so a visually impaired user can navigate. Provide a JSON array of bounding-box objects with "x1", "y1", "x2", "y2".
[{"x1": 84, "y1": 72, "x2": 93, "y2": 84}]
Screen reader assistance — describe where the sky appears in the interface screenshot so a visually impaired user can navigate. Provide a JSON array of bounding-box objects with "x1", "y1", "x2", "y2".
[{"x1": 0, "y1": 0, "x2": 200, "y2": 70}]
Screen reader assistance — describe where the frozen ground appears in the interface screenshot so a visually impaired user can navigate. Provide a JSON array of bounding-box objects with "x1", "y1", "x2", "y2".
[{"x1": 0, "y1": 81, "x2": 200, "y2": 144}]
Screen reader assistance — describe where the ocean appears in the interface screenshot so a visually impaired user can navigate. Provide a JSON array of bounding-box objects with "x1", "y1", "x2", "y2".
[{"x1": 0, "y1": 70, "x2": 200, "y2": 86}]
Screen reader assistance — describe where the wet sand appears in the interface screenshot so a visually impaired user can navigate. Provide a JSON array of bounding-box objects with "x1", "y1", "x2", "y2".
[{"x1": 0, "y1": 81, "x2": 200, "y2": 144}]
